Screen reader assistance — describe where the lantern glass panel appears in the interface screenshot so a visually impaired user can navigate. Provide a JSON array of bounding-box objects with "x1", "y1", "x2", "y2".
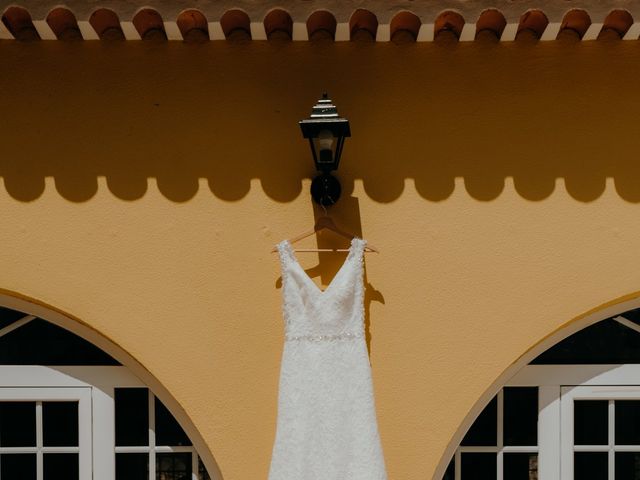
[{"x1": 311, "y1": 134, "x2": 344, "y2": 171}]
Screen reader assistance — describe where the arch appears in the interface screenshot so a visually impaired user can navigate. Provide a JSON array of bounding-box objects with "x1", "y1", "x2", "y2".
[
  {"x1": 390, "y1": 11, "x2": 421, "y2": 43},
  {"x1": 132, "y1": 8, "x2": 167, "y2": 40},
  {"x1": 46, "y1": 7, "x2": 82, "y2": 40},
  {"x1": 264, "y1": 9, "x2": 292, "y2": 40},
  {"x1": 0, "y1": 289, "x2": 222, "y2": 480},
  {"x1": 220, "y1": 9, "x2": 250, "y2": 40},
  {"x1": 89, "y1": 8, "x2": 123, "y2": 40},
  {"x1": 433, "y1": 292, "x2": 640, "y2": 480},
  {"x1": 306, "y1": 10, "x2": 336, "y2": 41},
  {"x1": 1, "y1": 6, "x2": 39, "y2": 41}
]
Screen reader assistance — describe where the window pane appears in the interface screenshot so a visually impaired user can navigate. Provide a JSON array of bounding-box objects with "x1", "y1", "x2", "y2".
[
  {"x1": 617, "y1": 401, "x2": 640, "y2": 445},
  {"x1": 575, "y1": 452, "x2": 607, "y2": 480},
  {"x1": 0, "y1": 319, "x2": 119, "y2": 365},
  {"x1": 0, "y1": 454, "x2": 37, "y2": 480},
  {"x1": 116, "y1": 453, "x2": 148, "y2": 480},
  {"x1": 461, "y1": 397, "x2": 497, "y2": 446},
  {"x1": 504, "y1": 387, "x2": 538, "y2": 446},
  {"x1": 155, "y1": 397, "x2": 191, "y2": 446},
  {"x1": 615, "y1": 452, "x2": 640, "y2": 479},
  {"x1": 461, "y1": 453, "x2": 496, "y2": 479},
  {"x1": 0, "y1": 307, "x2": 29, "y2": 330},
  {"x1": 574, "y1": 400, "x2": 608, "y2": 445},
  {"x1": 0, "y1": 402, "x2": 36, "y2": 447},
  {"x1": 43, "y1": 402, "x2": 78, "y2": 447},
  {"x1": 44, "y1": 453, "x2": 78, "y2": 480},
  {"x1": 115, "y1": 388, "x2": 149, "y2": 446},
  {"x1": 156, "y1": 453, "x2": 192, "y2": 480},
  {"x1": 442, "y1": 459, "x2": 454, "y2": 480},
  {"x1": 532, "y1": 319, "x2": 640, "y2": 364},
  {"x1": 504, "y1": 453, "x2": 538, "y2": 480}
]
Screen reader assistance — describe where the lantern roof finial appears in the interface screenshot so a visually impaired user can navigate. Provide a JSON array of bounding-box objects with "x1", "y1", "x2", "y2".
[{"x1": 300, "y1": 93, "x2": 351, "y2": 138}]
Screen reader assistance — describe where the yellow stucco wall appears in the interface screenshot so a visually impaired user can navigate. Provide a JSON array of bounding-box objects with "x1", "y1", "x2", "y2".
[{"x1": 1, "y1": 37, "x2": 640, "y2": 479}]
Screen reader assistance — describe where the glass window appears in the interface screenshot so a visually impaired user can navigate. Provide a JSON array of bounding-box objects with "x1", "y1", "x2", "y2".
[
  {"x1": 115, "y1": 388, "x2": 149, "y2": 446},
  {"x1": 532, "y1": 319, "x2": 640, "y2": 364},
  {"x1": 461, "y1": 397, "x2": 497, "y2": 446},
  {"x1": 43, "y1": 402, "x2": 78, "y2": 447},
  {"x1": 504, "y1": 387, "x2": 537, "y2": 446},
  {"x1": 0, "y1": 453, "x2": 37, "y2": 480},
  {"x1": 155, "y1": 397, "x2": 191, "y2": 447},
  {"x1": 0, "y1": 402, "x2": 36, "y2": 447},
  {"x1": 0, "y1": 319, "x2": 119, "y2": 365}
]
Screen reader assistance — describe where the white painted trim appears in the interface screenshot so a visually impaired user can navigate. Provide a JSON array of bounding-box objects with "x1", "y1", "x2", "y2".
[
  {"x1": 249, "y1": 22, "x2": 266, "y2": 40},
  {"x1": 608, "y1": 399, "x2": 615, "y2": 480},
  {"x1": 538, "y1": 386, "x2": 561, "y2": 480},
  {"x1": 0, "y1": 21, "x2": 15, "y2": 39},
  {"x1": 77, "y1": 20, "x2": 99, "y2": 40},
  {"x1": 582, "y1": 22, "x2": 603, "y2": 41},
  {"x1": 613, "y1": 315, "x2": 640, "y2": 334},
  {"x1": 508, "y1": 364, "x2": 640, "y2": 386},
  {"x1": 36, "y1": 400, "x2": 43, "y2": 480},
  {"x1": 500, "y1": 23, "x2": 518, "y2": 41},
  {"x1": 459, "y1": 23, "x2": 476, "y2": 42},
  {"x1": 120, "y1": 22, "x2": 141, "y2": 40},
  {"x1": 335, "y1": 23, "x2": 349, "y2": 41},
  {"x1": 0, "y1": 314, "x2": 35, "y2": 338},
  {"x1": 496, "y1": 390, "x2": 504, "y2": 480},
  {"x1": 376, "y1": 24, "x2": 390, "y2": 42},
  {"x1": 208, "y1": 22, "x2": 225, "y2": 40},
  {"x1": 292, "y1": 22, "x2": 308, "y2": 41},
  {"x1": 149, "y1": 389, "x2": 156, "y2": 480},
  {"x1": 164, "y1": 21, "x2": 183, "y2": 40},
  {"x1": 92, "y1": 386, "x2": 115, "y2": 480},
  {"x1": 623, "y1": 23, "x2": 640, "y2": 40},
  {"x1": 32, "y1": 20, "x2": 57, "y2": 40},
  {"x1": 115, "y1": 445, "x2": 195, "y2": 453},
  {"x1": 0, "y1": 366, "x2": 143, "y2": 387},
  {"x1": 416, "y1": 24, "x2": 434, "y2": 42},
  {"x1": 560, "y1": 387, "x2": 574, "y2": 480},
  {"x1": 540, "y1": 22, "x2": 561, "y2": 41}
]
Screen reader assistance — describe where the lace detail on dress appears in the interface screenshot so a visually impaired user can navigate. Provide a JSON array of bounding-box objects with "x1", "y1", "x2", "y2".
[{"x1": 270, "y1": 236, "x2": 387, "y2": 480}]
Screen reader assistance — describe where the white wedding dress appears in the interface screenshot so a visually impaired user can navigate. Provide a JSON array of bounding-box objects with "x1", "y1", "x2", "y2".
[{"x1": 269, "y1": 238, "x2": 387, "y2": 480}]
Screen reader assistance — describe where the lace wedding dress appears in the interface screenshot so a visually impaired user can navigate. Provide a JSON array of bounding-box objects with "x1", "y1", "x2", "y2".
[{"x1": 269, "y1": 238, "x2": 387, "y2": 480}]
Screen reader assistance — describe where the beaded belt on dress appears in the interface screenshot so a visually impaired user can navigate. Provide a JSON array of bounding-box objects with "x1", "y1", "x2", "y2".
[{"x1": 285, "y1": 332, "x2": 364, "y2": 342}]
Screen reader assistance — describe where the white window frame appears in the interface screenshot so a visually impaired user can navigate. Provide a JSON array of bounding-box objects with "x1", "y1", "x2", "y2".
[
  {"x1": 0, "y1": 386, "x2": 92, "y2": 480},
  {"x1": 559, "y1": 385, "x2": 640, "y2": 480},
  {"x1": 0, "y1": 366, "x2": 204, "y2": 480}
]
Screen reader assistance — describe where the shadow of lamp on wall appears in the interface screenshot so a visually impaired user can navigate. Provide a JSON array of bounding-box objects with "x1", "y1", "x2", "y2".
[{"x1": 299, "y1": 93, "x2": 351, "y2": 206}]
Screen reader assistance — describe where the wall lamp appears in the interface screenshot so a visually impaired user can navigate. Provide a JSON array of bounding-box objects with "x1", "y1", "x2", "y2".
[{"x1": 299, "y1": 93, "x2": 351, "y2": 206}]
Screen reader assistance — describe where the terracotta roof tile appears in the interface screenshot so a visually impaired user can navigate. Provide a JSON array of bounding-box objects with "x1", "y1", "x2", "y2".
[
  {"x1": 1, "y1": 3, "x2": 640, "y2": 44},
  {"x1": 132, "y1": 8, "x2": 166, "y2": 41},
  {"x1": 307, "y1": 10, "x2": 336, "y2": 41}
]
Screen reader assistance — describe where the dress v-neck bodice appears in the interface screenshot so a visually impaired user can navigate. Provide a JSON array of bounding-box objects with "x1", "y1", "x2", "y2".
[
  {"x1": 269, "y1": 237, "x2": 388, "y2": 480},
  {"x1": 276, "y1": 238, "x2": 367, "y2": 342}
]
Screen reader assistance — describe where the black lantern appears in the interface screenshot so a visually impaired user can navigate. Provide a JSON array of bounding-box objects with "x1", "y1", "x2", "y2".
[{"x1": 299, "y1": 93, "x2": 351, "y2": 206}]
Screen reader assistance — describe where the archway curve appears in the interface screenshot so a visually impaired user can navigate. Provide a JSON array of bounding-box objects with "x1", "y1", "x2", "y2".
[
  {"x1": 0, "y1": 288, "x2": 223, "y2": 480},
  {"x1": 432, "y1": 291, "x2": 640, "y2": 480}
]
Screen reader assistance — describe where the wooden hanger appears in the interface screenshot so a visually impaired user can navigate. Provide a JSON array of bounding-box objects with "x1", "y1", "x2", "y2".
[{"x1": 272, "y1": 216, "x2": 379, "y2": 253}]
